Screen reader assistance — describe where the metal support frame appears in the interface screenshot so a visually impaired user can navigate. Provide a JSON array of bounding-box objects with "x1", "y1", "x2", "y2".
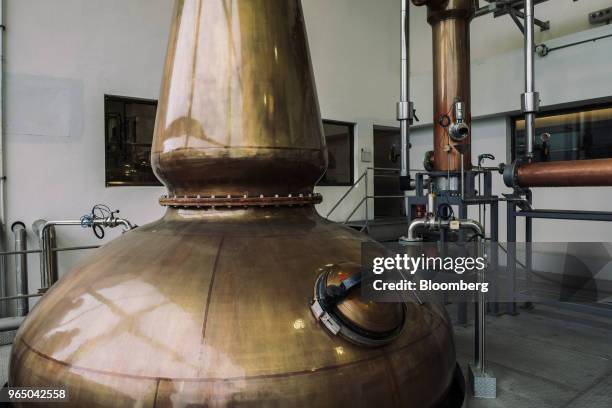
[
  {"x1": 506, "y1": 189, "x2": 612, "y2": 317},
  {"x1": 504, "y1": 192, "x2": 532, "y2": 316},
  {"x1": 408, "y1": 170, "x2": 500, "y2": 325},
  {"x1": 475, "y1": 0, "x2": 551, "y2": 32},
  {"x1": 406, "y1": 172, "x2": 498, "y2": 398}
]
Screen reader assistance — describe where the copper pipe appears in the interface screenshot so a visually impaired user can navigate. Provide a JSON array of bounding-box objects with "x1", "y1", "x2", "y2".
[
  {"x1": 516, "y1": 158, "x2": 612, "y2": 187},
  {"x1": 413, "y1": 0, "x2": 473, "y2": 171}
]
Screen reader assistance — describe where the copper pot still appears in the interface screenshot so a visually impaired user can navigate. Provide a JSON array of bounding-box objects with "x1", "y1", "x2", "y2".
[{"x1": 10, "y1": 1, "x2": 460, "y2": 406}]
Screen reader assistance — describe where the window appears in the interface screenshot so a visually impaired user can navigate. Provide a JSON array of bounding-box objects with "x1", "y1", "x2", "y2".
[
  {"x1": 318, "y1": 120, "x2": 355, "y2": 186},
  {"x1": 512, "y1": 103, "x2": 612, "y2": 162},
  {"x1": 105, "y1": 100, "x2": 355, "y2": 187},
  {"x1": 105, "y1": 95, "x2": 161, "y2": 186}
]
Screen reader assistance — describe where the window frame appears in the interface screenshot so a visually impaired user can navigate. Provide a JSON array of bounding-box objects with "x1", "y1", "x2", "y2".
[
  {"x1": 510, "y1": 99, "x2": 612, "y2": 163},
  {"x1": 318, "y1": 119, "x2": 356, "y2": 187},
  {"x1": 104, "y1": 94, "x2": 161, "y2": 187},
  {"x1": 104, "y1": 98, "x2": 357, "y2": 188}
]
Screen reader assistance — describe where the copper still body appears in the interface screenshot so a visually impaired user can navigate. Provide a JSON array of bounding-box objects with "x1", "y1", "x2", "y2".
[
  {"x1": 413, "y1": 0, "x2": 473, "y2": 171},
  {"x1": 9, "y1": 1, "x2": 460, "y2": 407}
]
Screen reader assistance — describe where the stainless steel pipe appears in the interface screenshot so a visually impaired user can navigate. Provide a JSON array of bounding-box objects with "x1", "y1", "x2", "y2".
[
  {"x1": 12, "y1": 222, "x2": 28, "y2": 316},
  {"x1": 0, "y1": 293, "x2": 42, "y2": 302},
  {"x1": 522, "y1": 0, "x2": 538, "y2": 159},
  {"x1": 33, "y1": 220, "x2": 58, "y2": 291},
  {"x1": 406, "y1": 217, "x2": 429, "y2": 241},
  {"x1": 399, "y1": 0, "x2": 413, "y2": 208},
  {"x1": 0, "y1": 316, "x2": 24, "y2": 332},
  {"x1": 34, "y1": 217, "x2": 134, "y2": 290},
  {"x1": 402, "y1": 215, "x2": 487, "y2": 373},
  {"x1": 0, "y1": 0, "x2": 6, "y2": 319}
]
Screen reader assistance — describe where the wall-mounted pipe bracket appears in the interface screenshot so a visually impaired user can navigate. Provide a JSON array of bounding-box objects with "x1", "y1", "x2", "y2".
[
  {"x1": 521, "y1": 91, "x2": 540, "y2": 113},
  {"x1": 396, "y1": 101, "x2": 415, "y2": 124}
]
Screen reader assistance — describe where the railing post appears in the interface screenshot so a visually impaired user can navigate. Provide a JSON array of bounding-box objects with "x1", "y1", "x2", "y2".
[{"x1": 364, "y1": 169, "x2": 369, "y2": 229}]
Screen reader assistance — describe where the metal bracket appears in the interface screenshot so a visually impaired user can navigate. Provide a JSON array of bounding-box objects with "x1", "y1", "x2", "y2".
[
  {"x1": 310, "y1": 300, "x2": 341, "y2": 335},
  {"x1": 475, "y1": 0, "x2": 551, "y2": 32}
]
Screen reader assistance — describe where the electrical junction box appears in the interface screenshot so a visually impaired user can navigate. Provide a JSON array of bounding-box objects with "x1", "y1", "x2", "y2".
[{"x1": 360, "y1": 148, "x2": 372, "y2": 163}]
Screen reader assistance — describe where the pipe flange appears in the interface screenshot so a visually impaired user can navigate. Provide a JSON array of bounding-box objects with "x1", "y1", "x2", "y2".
[
  {"x1": 503, "y1": 161, "x2": 520, "y2": 188},
  {"x1": 399, "y1": 236, "x2": 423, "y2": 245},
  {"x1": 449, "y1": 122, "x2": 470, "y2": 142},
  {"x1": 423, "y1": 150, "x2": 435, "y2": 171},
  {"x1": 160, "y1": 193, "x2": 323, "y2": 208}
]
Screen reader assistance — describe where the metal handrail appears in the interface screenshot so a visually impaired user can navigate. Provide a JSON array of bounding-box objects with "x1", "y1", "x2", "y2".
[
  {"x1": 325, "y1": 171, "x2": 367, "y2": 219},
  {"x1": 325, "y1": 167, "x2": 420, "y2": 231},
  {"x1": 0, "y1": 245, "x2": 100, "y2": 258},
  {"x1": 0, "y1": 293, "x2": 43, "y2": 303}
]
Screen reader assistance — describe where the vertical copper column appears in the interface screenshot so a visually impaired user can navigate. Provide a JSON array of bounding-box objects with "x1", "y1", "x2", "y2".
[{"x1": 413, "y1": 0, "x2": 473, "y2": 171}]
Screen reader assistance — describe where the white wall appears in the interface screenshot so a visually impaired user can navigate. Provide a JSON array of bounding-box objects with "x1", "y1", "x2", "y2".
[
  {"x1": 307, "y1": 0, "x2": 399, "y2": 222},
  {"x1": 410, "y1": 0, "x2": 612, "y2": 75},
  {"x1": 4, "y1": 0, "x2": 173, "y2": 311}
]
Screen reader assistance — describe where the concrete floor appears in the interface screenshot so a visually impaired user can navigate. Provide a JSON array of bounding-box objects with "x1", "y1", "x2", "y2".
[
  {"x1": 1, "y1": 304, "x2": 611, "y2": 407},
  {"x1": 453, "y1": 304, "x2": 612, "y2": 408}
]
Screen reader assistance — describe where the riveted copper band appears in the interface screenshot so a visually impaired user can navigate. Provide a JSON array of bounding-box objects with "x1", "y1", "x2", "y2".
[{"x1": 160, "y1": 194, "x2": 323, "y2": 208}]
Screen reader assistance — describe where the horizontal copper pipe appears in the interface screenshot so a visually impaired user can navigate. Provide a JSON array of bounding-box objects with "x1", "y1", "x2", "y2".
[{"x1": 516, "y1": 158, "x2": 612, "y2": 187}]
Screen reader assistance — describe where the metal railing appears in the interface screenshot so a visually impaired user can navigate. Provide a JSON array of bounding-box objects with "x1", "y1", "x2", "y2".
[
  {"x1": 0, "y1": 244, "x2": 99, "y2": 305},
  {"x1": 324, "y1": 167, "x2": 409, "y2": 232}
]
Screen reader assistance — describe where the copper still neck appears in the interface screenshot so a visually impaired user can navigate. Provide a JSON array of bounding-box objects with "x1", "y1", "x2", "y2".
[
  {"x1": 152, "y1": 0, "x2": 327, "y2": 207},
  {"x1": 413, "y1": 0, "x2": 473, "y2": 171}
]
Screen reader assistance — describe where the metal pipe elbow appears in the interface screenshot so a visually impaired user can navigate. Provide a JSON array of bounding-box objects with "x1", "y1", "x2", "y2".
[
  {"x1": 459, "y1": 219, "x2": 484, "y2": 237},
  {"x1": 115, "y1": 218, "x2": 135, "y2": 232},
  {"x1": 407, "y1": 218, "x2": 429, "y2": 241}
]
